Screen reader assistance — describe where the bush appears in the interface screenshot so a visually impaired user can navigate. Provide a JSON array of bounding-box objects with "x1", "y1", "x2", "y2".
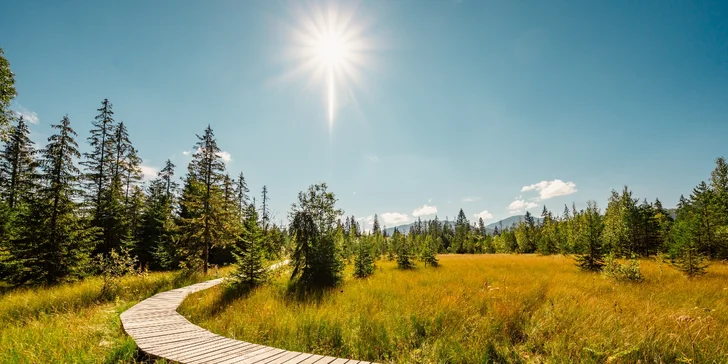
[
  {"x1": 93, "y1": 247, "x2": 139, "y2": 299},
  {"x1": 602, "y1": 254, "x2": 643, "y2": 282}
]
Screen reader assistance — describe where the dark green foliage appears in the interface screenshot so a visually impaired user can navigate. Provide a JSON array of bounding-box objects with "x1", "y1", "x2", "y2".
[
  {"x1": 575, "y1": 201, "x2": 605, "y2": 272},
  {"x1": 353, "y1": 237, "x2": 375, "y2": 278},
  {"x1": 177, "y1": 125, "x2": 234, "y2": 273},
  {"x1": 289, "y1": 210, "x2": 343, "y2": 288},
  {"x1": 393, "y1": 229, "x2": 414, "y2": 269},
  {"x1": 670, "y1": 215, "x2": 709, "y2": 277},
  {"x1": 231, "y1": 205, "x2": 268, "y2": 288},
  {"x1": 0, "y1": 116, "x2": 37, "y2": 208},
  {"x1": 0, "y1": 48, "x2": 16, "y2": 141},
  {"x1": 420, "y1": 235, "x2": 439, "y2": 267},
  {"x1": 8, "y1": 116, "x2": 96, "y2": 285}
]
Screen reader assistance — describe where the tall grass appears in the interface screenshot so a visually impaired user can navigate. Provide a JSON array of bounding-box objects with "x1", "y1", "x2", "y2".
[
  {"x1": 179, "y1": 255, "x2": 728, "y2": 363},
  {"x1": 0, "y1": 269, "x2": 228, "y2": 364}
]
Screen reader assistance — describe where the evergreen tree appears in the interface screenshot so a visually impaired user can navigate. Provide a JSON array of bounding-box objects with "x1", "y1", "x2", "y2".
[
  {"x1": 575, "y1": 201, "x2": 605, "y2": 272},
  {"x1": 261, "y1": 185, "x2": 270, "y2": 228},
  {"x1": 176, "y1": 125, "x2": 232, "y2": 273},
  {"x1": 393, "y1": 229, "x2": 414, "y2": 269},
  {"x1": 235, "y1": 172, "x2": 250, "y2": 217},
  {"x1": 690, "y1": 181, "x2": 722, "y2": 257},
  {"x1": 453, "y1": 208, "x2": 469, "y2": 253},
  {"x1": 670, "y1": 214, "x2": 709, "y2": 277},
  {"x1": 231, "y1": 204, "x2": 268, "y2": 287},
  {"x1": 0, "y1": 115, "x2": 37, "y2": 208},
  {"x1": 0, "y1": 48, "x2": 16, "y2": 141},
  {"x1": 372, "y1": 213, "x2": 381, "y2": 236},
  {"x1": 353, "y1": 236, "x2": 375, "y2": 278},
  {"x1": 9, "y1": 116, "x2": 95, "y2": 285},
  {"x1": 420, "y1": 234, "x2": 439, "y2": 267},
  {"x1": 288, "y1": 183, "x2": 343, "y2": 288}
]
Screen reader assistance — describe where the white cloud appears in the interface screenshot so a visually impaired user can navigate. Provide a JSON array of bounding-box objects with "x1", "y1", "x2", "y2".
[
  {"x1": 521, "y1": 179, "x2": 577, "y2": 200},
  {"x1": 462, "y1": 196, "x2": 480, "y2": 202},
  {"x1": 412, "y1": 204, "x2": 437, "y2": 217},
  {"x1": 381, "y1": 212, "x2": 410, "y2": 226},
  {"x1": 473, "y1": 210, "x2": 493, "y2": 220},
  {"x1": 217, "y1": 151, "x2": 231, "y2": 163},
  {"x1": 13, "y1": 104, "x2": 39, "y2": 124},
  {"x1": 428, "y1": 197, "x2": 432, "y2": 203},
  {"x1": 508, "y1": 199, "x2": 539, "y2": 213},
  {"x1": 356, "y1": 215, "x2": 375, "y2": 232},
  {"x1": 182, "y1": 149, "x2": 231, "y2": 163},
  {"x1": 140, "y1": 165, "x2": 159, "y2": 181}
]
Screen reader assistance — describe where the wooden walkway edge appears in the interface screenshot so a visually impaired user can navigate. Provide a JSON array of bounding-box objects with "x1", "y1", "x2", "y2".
[{"x1": 120, "y1": 261, "x2": 374, "y2": 364}]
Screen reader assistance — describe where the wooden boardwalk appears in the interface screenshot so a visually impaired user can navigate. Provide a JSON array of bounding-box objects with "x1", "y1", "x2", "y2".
[{"x1": 120, "y1": 261, "x2": 373, "y2": 364}]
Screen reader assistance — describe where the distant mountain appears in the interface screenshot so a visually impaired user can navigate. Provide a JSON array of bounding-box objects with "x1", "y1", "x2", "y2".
[{"x1": 382, "y1": 214, "x2": 543, "y2": 236}]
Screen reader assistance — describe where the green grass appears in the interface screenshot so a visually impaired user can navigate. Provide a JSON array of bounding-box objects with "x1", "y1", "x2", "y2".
[
  {"x1": 0, "y1": 268, "x2": 228, "y2": 364},
  {"x1": 179, "y1": 255, "x2": 728, "y2": 363}
]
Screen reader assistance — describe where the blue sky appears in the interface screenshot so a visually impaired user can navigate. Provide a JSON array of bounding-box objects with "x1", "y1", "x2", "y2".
[{"x1": 2, "y1": 0, "x2": 728, "y2": 229}]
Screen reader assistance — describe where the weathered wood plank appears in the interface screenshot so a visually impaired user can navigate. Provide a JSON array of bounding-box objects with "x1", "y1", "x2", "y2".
[{"x1": 120, "y1": 260, "x2": 376, "y2": 364}]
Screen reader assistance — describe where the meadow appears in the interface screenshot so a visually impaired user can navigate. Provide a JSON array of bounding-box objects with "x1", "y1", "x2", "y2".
[
  {"x1": 0, "y1": 269, "x2": 229, "y2": 364},
  {"x1": 179, "y1": 255, "x2": 728, "y2": 364}
]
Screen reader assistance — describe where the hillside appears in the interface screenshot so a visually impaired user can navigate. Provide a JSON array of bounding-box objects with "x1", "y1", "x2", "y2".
[{"x1": 383, "y1": 214, "x2": 543, "y2": 236}]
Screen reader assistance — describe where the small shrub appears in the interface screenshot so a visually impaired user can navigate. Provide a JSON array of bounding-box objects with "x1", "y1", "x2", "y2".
[
  {"x1": 602, "y1": 254, "x2": 643, "y2": 282},
  {"x1": 93, "y1": 247, "x2": 138, "y2": 299}
]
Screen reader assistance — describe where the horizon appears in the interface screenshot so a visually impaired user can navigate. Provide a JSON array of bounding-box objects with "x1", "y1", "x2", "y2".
[{"x1": 2, "y1": 0, "x2": 727, "y2": 230}]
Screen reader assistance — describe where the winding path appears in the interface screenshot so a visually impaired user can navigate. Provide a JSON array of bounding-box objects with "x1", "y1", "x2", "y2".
[{"x1": 120, "y1": 261, "x2": 374, "y2": 364}]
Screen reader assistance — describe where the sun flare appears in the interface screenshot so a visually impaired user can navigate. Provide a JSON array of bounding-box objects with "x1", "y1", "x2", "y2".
[{"x1": 281, "y1": 2, "x2": 375, "y2": 131}]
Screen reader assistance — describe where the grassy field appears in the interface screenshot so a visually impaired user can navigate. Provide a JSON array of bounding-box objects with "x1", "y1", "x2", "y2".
[
  {"x1": 0, "y1": 268, "x2": 229, "y2": 364},
  {"x1": 179, "y1": 255, "x2": 728, "y2": 363}
]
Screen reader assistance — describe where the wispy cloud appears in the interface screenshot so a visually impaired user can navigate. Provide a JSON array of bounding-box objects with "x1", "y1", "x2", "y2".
[
  {"x1": 508, "y1": 198, "x2": 539, "y2": 213},
  {"x1": 462, "y1": 196, "x2": 480, "y2": 203},
  {"x1": 140, "y1": 165, "x2": 159, "y2": 181},
  {"x1": 474, "y1": 210, "x2": 493, "y2": 220},
  {"x1": 13, "y1": 103, "x2": 39, "y2": 124},
  {"x1": 356, "y1": 215, "x2": 375, "y2": 232},
  {"x1": 364, "y1": 153, "x2": 379, "y2": 162},
  {"x1": 412, "y1": 204, "x2": 437, "y2": 217},
  {"x1": 381, "y1": 212, "x2": 410, "y2": 226},
  {"x1": 521, "y1": 179, "x2": 577, "y2": 200},
  {"x1": 181, "y1": 149, "x2": 232, "y2": 164},
  {"x1": 217, "y1": 151, "x2": 231, "y2": 163}
]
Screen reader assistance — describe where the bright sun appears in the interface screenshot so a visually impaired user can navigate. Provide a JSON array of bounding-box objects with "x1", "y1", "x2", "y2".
[{"x1": 281, "y1": 2, "x2": 375, "y2": 131}]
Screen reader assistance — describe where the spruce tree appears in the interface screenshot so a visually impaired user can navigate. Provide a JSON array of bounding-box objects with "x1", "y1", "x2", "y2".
[
  {"x1": 0, "y1": 48, "x2": 16, "y2": 141},
  {"x1": 231, "y1": 204, "x2": 268, "y2": 288},
  {"x1": 0, "y1": 115, "x2": 37, "y2": 208},
  {"x1": 420, "y1": 235, "x2": 439, "y2": 267},
  {"x1": 288, "y1": 183, "x2": 343, "y2": 288},
  {"x1": 235, "y1": 172, "x2": 250, "y2": 217},
  {"x1": 177, "y1": 125, "x2": 231, "y2": 273},
  {"x1": 670, "y1": 215, "x2": 709, "y2": 277},
  {"x1": 575, "y1": 201, "x2": 605, "y2": 272},
  {"x1": 393, "y1": 229, "x2": 414, "y2": 269},
  {"x1": 261, "y1": 185, "x2": 270, "y2": 228},
  {"x1": 353, "y1": 236, "x2": 375, "y2": 278},
  {"x1": 9, "y1": 116, "x2": 94, "y2": 285}
]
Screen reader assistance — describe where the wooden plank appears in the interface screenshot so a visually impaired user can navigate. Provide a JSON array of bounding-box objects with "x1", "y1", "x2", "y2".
[
  {"x1": 116, "y1": 259, "x2": 376, "y2": 364},
  {"x1": 261, "y1": 351, "x2": 307, "y2": 364}
]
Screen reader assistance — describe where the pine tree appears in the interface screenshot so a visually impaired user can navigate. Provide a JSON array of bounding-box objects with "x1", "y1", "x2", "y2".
[
  {"x1": 177, "y1": 125, "x2": 231, "y2": 273},
  {"x1": 372, "y1": 214, "x2": 381, "y2": 236},
  {"x1": 83, "y1": 99, "x2": 115, "y2": 216},
  {"x1": 0, "y1": 115, "x2": 37, "y2": 208},
  {"x1": 420, "y1": 234, "x2": 439, "y2": 267},
  {"x1": 353, "y1": 236, "x2": 375, "y2": 278},
  {"x1": 9, "y1": 116, "x2": 95, "y2": 285},
  {"x1": 393, "y1": 229, "x2": 414, "y2": 269},
  {"x1": 575, "y1": 201, "x2": 605, "y2": 272},
  {"x1": 690, "y1": 181, "x2": 722, "y2": 257},
  {"x1": 231, "y1": 204, "x2": 268, "y2": 288},
  {"x1": 288, "y1": 183, "x2": 343, "y2": 288},
  {"x1": 235, "y1": 171, "x2": 250, "y2": 218},
  {"x1": 453, "y1": 208, "x2": 469, "y2": 253},
  {"x1": 0, "y1": 48, "x2": 17, "y2": 141},
  {"x1": 261, "y1": 185, "x2": 270, "y2": 228},
  {"x1": 670, "y1": 214, "x2": 709, "y2": 277}
]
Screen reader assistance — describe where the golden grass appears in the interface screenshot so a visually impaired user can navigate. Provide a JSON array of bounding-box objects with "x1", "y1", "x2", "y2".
[
  {"x1": 0, "y1": 269, "x2": 229, "y2": 364},
  {"x1": 179, "y1": 255, "x2": 728, "y2": 363}
]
